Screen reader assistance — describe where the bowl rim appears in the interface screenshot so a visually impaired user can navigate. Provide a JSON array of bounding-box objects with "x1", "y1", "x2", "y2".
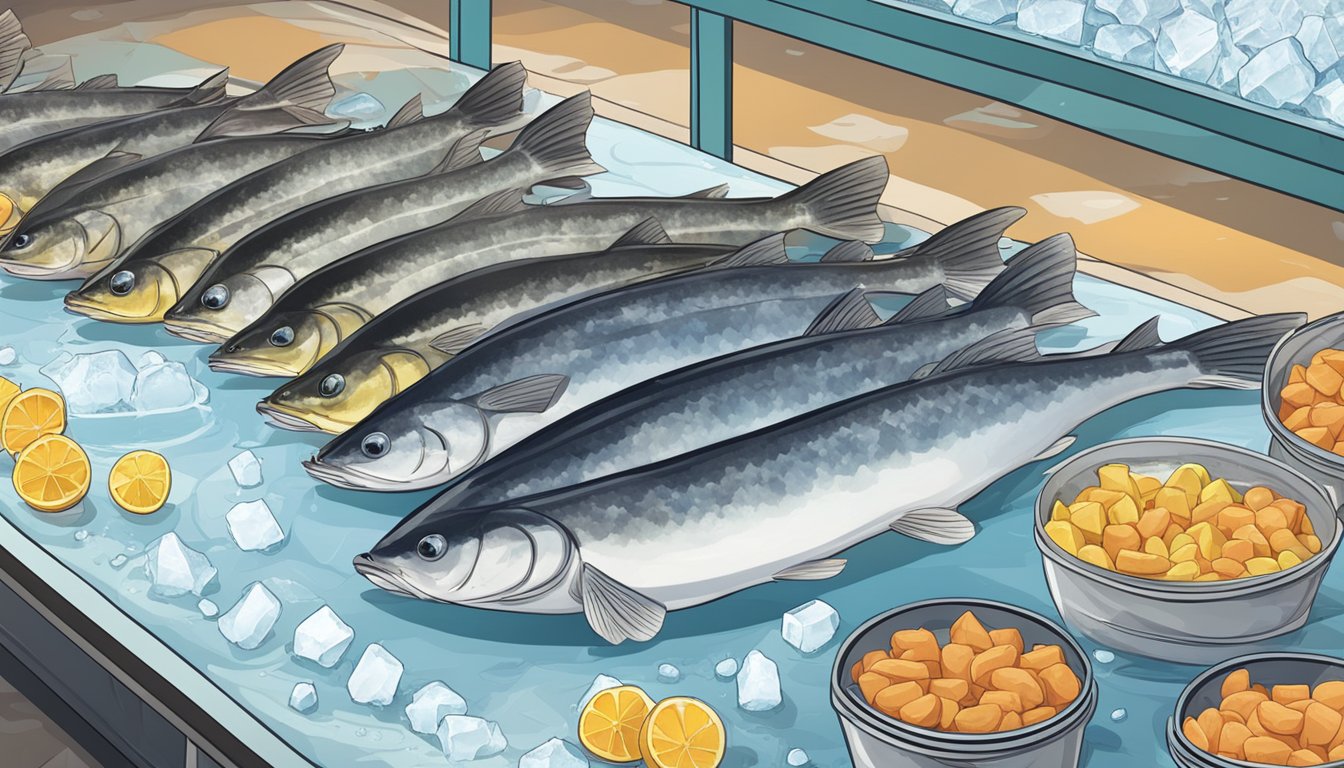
[
  {"x1": 1260, "y1": 312, "x2": 1344, "y2": 470},
  {"x1": 1034, "y1": 436, "x2": 1343, "y2": 598},
  {"x1": 830, "y1": 597, "x2": 1096, "y2": 753}
]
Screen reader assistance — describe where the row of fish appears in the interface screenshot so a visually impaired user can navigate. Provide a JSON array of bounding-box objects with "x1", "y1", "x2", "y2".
[{"x1": 0, "y1": 16, "x2": 1306, "y2": 643}]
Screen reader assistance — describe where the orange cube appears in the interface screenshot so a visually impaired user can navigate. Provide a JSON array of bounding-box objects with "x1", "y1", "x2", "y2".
[
  {"x1": 970, "y1": 645, "x2": 1019, "y2": 685},
  {"x1": 954, "y1": 704, "x2": 1003, "y2": 734},
  {"x1": 950, "y1": 611, "x2": 994, "y2": 652},
  {"x1": 941, "y1": 643, "x2": 974, "y2": 682},
  {"x1": 1038, "y1": 663, "x2": 1082, "y2": 707},
  {"x1": 1019, "y1": 645, "x2": 1064, "y2": 672},
  {"x1": 875, "y1": 681, "x2": 926, "y2": 718}
]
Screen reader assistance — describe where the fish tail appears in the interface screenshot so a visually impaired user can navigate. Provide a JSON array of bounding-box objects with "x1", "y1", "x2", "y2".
[
  {"x1": 0, "y1": 9, "x2": 31, "y2": 92},
  {"x1": 911, "y1": 206, "x2": 1023, "y2": 302},
  {"x1": 195, "y1": 44, "x2": 343, "y2": 140},
  {"x1": 175, "y1": 69, "x2": 230, "y2": 107},
  {"x1": 452, "y1": 60, "x2": 528, "y2": 129},
  {"x1": 1171, "y1": 313, "x2": 1307, "y2": 390},
  {"x1": 779, "y1": 155, "x2": 888, "y2": 244},
  {"x1": 508, "y1": 91, "x2": 606, "y2": 179},
  {"x1": 970, "y1": 232, "x2": 1095, "y2": 327}
]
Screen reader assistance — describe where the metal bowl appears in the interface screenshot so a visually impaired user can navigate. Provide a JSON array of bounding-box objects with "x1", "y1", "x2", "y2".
[
  {"x1": 1035, "y1": 437, "x2": 1342, "y2": 665},
  {"x1": 1167, "y1": 652, "x2": 1344, "y2": 768},
  {"x1": 1262, "y1": 311, "x2": 1344, "y2": 507},
  {"x1": 830, "y1": 598, "x2": 1097, "y2": 768}
]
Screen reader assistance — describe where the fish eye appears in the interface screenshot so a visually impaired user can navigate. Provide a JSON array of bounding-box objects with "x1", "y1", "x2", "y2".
[
  {"x1": 417, "y1": 534, "x2": 447, "y2": 561},
  {"x1": 319, "y1": 373, "x2": 345, "y2": 397},
  {"x1": 269, "y1": 326, "x2": 295, "y2": 347},
  {"x1": 10, "y1": 233, "x2": 32, "y2": 249},
  {"x1": 201, "y1": 284, "x2": 230, "y2": 310},
  {"x1": 109, "y1": 270, "x2": 135, "y2": 296},
  {"x1": 361, "y1": 431, "x2": 389, "y2": 458}
]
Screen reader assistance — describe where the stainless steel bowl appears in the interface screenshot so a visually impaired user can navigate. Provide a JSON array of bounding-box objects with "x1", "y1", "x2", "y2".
[
  {"x1": 1262, "y1": 311, "x2": 1344, "y2": 507},
  {"x1": 1167, "y1": 652, "x2": 1344, "y2": 768},
  {"x1": 830, "y1": 598, "x2": 1097, "y2": 768},
  {"x1": 1035, "y1": 437, "x2": 1342, "y2": 665}
]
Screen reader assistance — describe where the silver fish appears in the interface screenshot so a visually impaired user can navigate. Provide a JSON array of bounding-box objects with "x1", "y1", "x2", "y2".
[
  {"x1": 305, "y1": 207, "x2": 1021, "y2": 491},
  {"x1": 206, "y1": 155, "x2": 896, "y2": 378},
  {"x1": 65, "y1": 62, "x2": 530, "y2": 320},
  {"x1": 0, "y1": 44, "x2": 342, "y2": 238},
  {"x1": 161, "y1": 90, "x2": 604, "y2": 340},
  {"x1": 354, "y1": 313, "x2": 1305, "y2": 644},
  {"x1": 432, "y1": 233, "x2": 1091, "y2": 509}
]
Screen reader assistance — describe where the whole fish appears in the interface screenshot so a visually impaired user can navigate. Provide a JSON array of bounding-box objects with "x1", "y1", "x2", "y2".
[
  {"x1": 0, "y1": 10, "x2": 30, "y2": 92},
  {"x1": 90, "y1": 89, "x2": 599, "y2": 329},
  {"x1": 258, "y1": 233, "x2": 764, "y2": 433},
  {"x1": 354, "y1": 313, "x2": 1305, "y2": 644},
  {"x1": 206, "y1": 154, "x2": 895, "y2": 378},
  {"x1": 64, "y1": 62, "x2": 529, "y2": 318},
  {"x1": 431, "y1": 233, "x2": 1090, "y2": 509},
  {"x1": 304, "y1": 206, "x2": 1020, "y2": 491},
  {"x1": 0, "y1": 44, "x2": 342, "y2": 238}
]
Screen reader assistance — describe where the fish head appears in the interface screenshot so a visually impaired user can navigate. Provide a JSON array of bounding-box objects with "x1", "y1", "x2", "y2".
[
  {"x1": 355, "y1": 507, "x2": 576, "y2": 606},
  {"x1": 304, "y1": 399, "x2": 489, "y2": 490},
  {"x1": 208, "y1": 310, "x2": 336, "y2": 378},
  {"x1": 260, "y1": 349, "x2": 431, "y2": 434},
  {"x1": 0, "y1": 211, "x2": 118, "y2": 279},
  {"x1": 65, "y1": 259, "x2": 181, "y2": 322},
  {"x1": 166, "y1": 270, "x2": 286, "y2": 344}
]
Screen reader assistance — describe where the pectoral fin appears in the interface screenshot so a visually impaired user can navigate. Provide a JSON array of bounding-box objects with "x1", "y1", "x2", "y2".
[
  {"x1": 774, "y1": 558, "x2": 847, "y2": 580},
  {"x1": 803, "y1": 287, "x2": 879, "y2": 336},
  {"x1": 473, "y1": 374, "x2": 568, "y2": 413},
  {"x1": 580, "y1": 563, "x2": 665, "y2": 645},
  {"x1": 891, "y1": 508, "x2": 975, "y2": 545},
  {"x1": 429, "y1": 324, "x2": 489, "y2": 356}
]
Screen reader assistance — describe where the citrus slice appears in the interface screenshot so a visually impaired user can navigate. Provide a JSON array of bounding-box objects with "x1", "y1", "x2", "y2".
[
  {"x1": 2, "y1": 387, "x2": 65, "y2": 454},
  {"x1": 13, "y1": 434, "x2": 90, "y2": 512},
  {"x1": 639, "y1": 696, "x2": 727, "y2": 768},
  {"x1": 578, "y1": 685, "x2": 655, "y2": 763},
  {"x1": 109, "y1": 450, "x2": 171, "y2": 514},
  {"x1": 0, "y1": 375, "x2": 18, "y2": 416}
]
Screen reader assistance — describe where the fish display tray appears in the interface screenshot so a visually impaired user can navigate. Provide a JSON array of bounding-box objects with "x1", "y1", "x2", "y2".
[{"x1": 0, "y1": 37, "x2": 1339, "y2": 768}]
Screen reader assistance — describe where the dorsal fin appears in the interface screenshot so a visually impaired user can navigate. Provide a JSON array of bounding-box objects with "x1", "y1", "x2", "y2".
[
  {"x1": 927, "y1": 326, "x2": 1042, "y2": 377},
  {"x1": 75, "y1": 74, "x2": 119, "y2": 90},
  {"x1": 711, "y1": 233, "x2": 789, "y2": 268},
  {"x1": 680, "y1": 183, "x2": 730, "y2": 199},
  {"x1": 176, "y1": 69, "x2": 229, "y2": 106},
  {"x1": 888, "y1": 285, "x2": 954, "y2": 324},
  {"x1": 429, "y1": 324, "x2": 489, "y2": 356},
  {"x1": 26, "y1": 58, "x2": 76, "y2": 92},
  {"x1": 1113, "y1": 316, "x2": 1164, "y2": 353},
  {"x1": 429, "y1": 127, "x2": 488, "y2": 174},
  {"x1": 803, "y1": 287, "x2": 881, "y2": 336},
  {"x1": 610, "y1": 218, "x2": 671, "y2": 248},
  {"x1": 450, "y1": 60, "x2": 527, "y2": 128},
  {"x1": 446, "y1": 188, "x2": 530, "y2": 223},
  {"x1": 385, "y1": 94, "x2": 425, "y2": 128},
  {"x1": 0, "y1": 9, "x2": 31, "y2": 92},
  {"x1": 820, "y1": 240, "x2": 874, "y2": 263}
]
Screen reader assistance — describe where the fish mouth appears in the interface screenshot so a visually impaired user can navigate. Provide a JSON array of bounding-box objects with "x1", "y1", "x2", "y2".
[
  {"x1": 162, "y1": 317, "x2": 232, "y2": 344},
  {"x1": 0, "y1": 258, "x2": 75, "y2": 280},
  {"x1": 63, "y1": 292, "x2": 157, "y2": 323},
  {"x1": 255, "y1": 401, "x2": 325, "y2": 433},
  {"x1": 207, "y1": 353, "x2": 297, "y2": 378},
  {"x1": 352, "y1": 554, "x2": 417, "y2": 599},
  {"x1": 303, "y1": 456, "x2": 410, "y2": 492}
]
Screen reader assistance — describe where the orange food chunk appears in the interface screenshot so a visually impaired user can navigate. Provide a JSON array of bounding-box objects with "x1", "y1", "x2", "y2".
[
  {"x1": 874, "y1": 681, "x2": 925, "y2": 717},
  {"x1": 870, "y1": 659, "x2": 931, "y2": 688},
  {"x1": 1243, "y1": 486, "x2": 1276, "y2": 511},
  {"x1": 950, "y1": 611, "x2": 994, "y2": 652},
  {"x1": 987, "y1": 627, "x2": 1024, "y2": 654},
  {"x1": 1259, "y1": 700, "x2": 1307, "y2": 735},
  {"x1": 1223, "y1": 690, "x2": 1270, "y2": 720},
  {"x1": 941, "y1": 643, "x2": 974, "y2": 682},
  {"x1": 1115, "y1": 549, "x2": 1171, "y2": 575},
  {"x1": 989, "y1": 667, "x2": 1044, "y2": 710},
  {"x1": 970, "y1": 645, "x2": 1019, "y2": 686},
  {"x1": 1136, "y1": 507, "x2": 1171, "y2": 541},
  {"x1": 899, "y1": 694, "x2": 942, "y2": 728},
  {"x1": 1221, "y1": 721, "x2": 1253, "y2": 759},
  {"x1": 1019, "y1": 645, "x2": 1064, "y2": 672},
  {"x1": 998, "y1": 711, "x2": 1023, "y2": 732},
  {"x1": 1298, "y1": 427, "x2": 1335, "y2": 450},
  {"x1": 1184, "y1": 717, "x2": 1210, "y2": 751},
  {"x1": 1222, "y1": 668, "x2": 1251, "y2": 698},
  {"x1": 1305, "y1": 363, "x2": 1344, "y2": 396},
  {"x1": 1301, "y1": 702, "x2": 1341, "y2": 747},
  {"x1": 892, "y1": 628, "x2": 940, "y2": 661},
  {"x1": 1243, "y1": 736, "x2": 1293, "y2": 764},
  {"x1": 859, "y1": 672, "x2": 889, "y2": 704},
  {"x1": 1287, "y1": 748, "x2": 1324, "y2": 765},
  {"x1": 1275, "y1": 685, "x2": 1313, "y2": 705},
  {"x1": 1103, "y1": 524, "x2": 1141, "y2": 562},
  {"x1": 1311, "y1": 680, "x2": 1344, "y2": 709},
  {"x1": 979, "y1": 689, "x2": 1023, "y2": 714},
  {"x1": 1198, "y1": 707, "x2": 1225, "y2": 752},
  {"x1": 930, "y1": 678, "x2": 969, "y2": 702},
  {"x1": 954, "y1": 704, "x2": 1003, "y2": 734},
  {"x1": 1022, "y1": 706, "x2": 1057, "y2": 726},
  {"x1": 1282, "y1": 382, "x2": 1320, "y2": 408},
  {"x1": 1038, "y1": 663, "x2": 1081, "y2": 707},
  {"x1": 1222, "y1": 539, "x2": 1254, "y2": 563}
]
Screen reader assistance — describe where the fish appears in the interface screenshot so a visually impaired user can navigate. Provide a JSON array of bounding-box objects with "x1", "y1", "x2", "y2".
[
  {"x1": 0, "y1": 44, "x2": 342, "y2": 238},
  {"x1": 0, "y1": 9, "x2": 31, "y2": 92},
  {"x1": 353, "y1": 313, "x2": 1305, "y2": 644},
  {"x1": 91, "y1": 89, "x2": 601, "y2": 331},
  {"x1": 205, "y1": 154, "x2": 895, "y2": 378},
  {"x1": 64, "y1": 62, "x2": 530, "y2": 320},
  {"x1": 429, "y1": 232, "x2": 1091, "y2": 509},
  {"x1": 304, "y1": 206, "x2": 1022, "y2": 491},
  {"x1": 257, "y1": 232, "x2": 768, "y2": 434}
]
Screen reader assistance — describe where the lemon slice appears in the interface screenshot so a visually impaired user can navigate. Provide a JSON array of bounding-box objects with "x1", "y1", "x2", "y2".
[
  {"x1": 578, "y1": 685, "x2": 655, "y2": 763},
  {"x1": 13, "y1": 434, "x2": 90, "y2": 512},
  {"x1": 109, "y1": 450, "x2": 171, "y2": 514},
  {"x1": 0, "y1": 375, "x2": 18, "y2": 416},
  {"x1": 2, "y1": 387, "x2": 65, "y2": 455},
  {"x1": 639, "y1": 696, "x2": 727, "y2": 768}
]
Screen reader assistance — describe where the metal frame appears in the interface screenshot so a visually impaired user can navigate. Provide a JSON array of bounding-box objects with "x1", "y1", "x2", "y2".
[{"x1": 453, "y1": 0, "x2": 1344, "y2": 211}]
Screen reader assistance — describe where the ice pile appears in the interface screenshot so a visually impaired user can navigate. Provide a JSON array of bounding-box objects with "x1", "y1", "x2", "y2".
[
  {"x1": 145, "y1": 532, "x2": 217, "y2": 597},
  {"x1": 737, "y1": 650, "x2": 782, "y2": 711},
  {"x1": 437, "y1": 716, "x2": 507, "y2": 762},
  {"x1": 293, "y1": 606, "x2": 355, "y2": 667},
  {"x1": 228, "y1": 450, "x2": 263, "y2": 488},
  {"x1": 782, "y1": 600, "x2": 839, "y2": 654},
  {"x1": 330, "y1": 91, "x2": 385, "y2": 120},
  {"x1": 217, "y1": 583, "x2": 281, "y2": 650},
  {"x1": 226, "y1": 500, "x2": 284, "y2": 552},
  {"x1": 290, "y1": 682, "x2": 318, "y2": 713},
  {"x1": 405, "y1": 681, "x2": 468, "y2": 734},
  {"x1": 1017, "y1": 0, "x2": 1086, "y2": 44},
  {"x1": 577, "y1": 674, "x2": 622, "y2": 709},
  {"x1": 40, "y1": 350, "x2": 207, "y2": 415},
  {"x1": 348, "y1": 644, "x2": 403, "y2": 706},
  {"x1": 1239, "y1": 39, "x2": 1316, "y2": 108},
  {"x1": 950, "y1": 0, "x2": 1018, "y2": 25},
  {"x1": 520, "y1": 738, "x2": 589, "y2": 768},
  {"x1": 1094, "y1": 24, "x2": 1156, "y2": 66}
]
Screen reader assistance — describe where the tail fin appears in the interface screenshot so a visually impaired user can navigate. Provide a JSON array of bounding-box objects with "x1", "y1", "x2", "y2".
[
  {"x1": 174, "y1": 68, "x2": 230, "y2": 107},
  {"x1": 451, "y1": 60, "x2": 527, "y2": 129},
  {"x1": 780, "y1": 155, "x2": 888, "y2": 243},
  {"x1": 22, "y1": 56, "x2": 75, "y2": 92},
  {"x1": 508, "y1": 91, "x2": 605, "y2": 179},
  {"x1": 970, "y1": 232, "x2": 1095, "y2": 327},
  {"x1": 1169, "y1": 313, "x2": 1307, "y2": 390},
  {"x1": 0, "y1": 9, "x2": 30, "y2": 92},
  {"x1": 195, "y1": 45, "x2": 342, "y2": 140},
  {"x1": 910, "y1": 206, "x2": 1022, "y2": 302}
]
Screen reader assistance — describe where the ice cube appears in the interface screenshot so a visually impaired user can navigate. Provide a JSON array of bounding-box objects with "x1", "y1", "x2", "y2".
[
  {"x1": 1304, "y1": 73, "x2": 1344, "y2": 124},
  {"x1": 198, "y1": 599, "x2": 219, "y2": 618},
  {"x1": 228, "y1": 450, "x2": 263, "y2": 488},
  {"x1": 1225, "y1": 0, "x2": 1305, "y2": 50},
  {"x1": 658, "y1": 663, "x2": 681, "y2": 682},
  {"x1": 1155, "y1": 9, "x2": 1220, "y2": 81},
  {"x1": 577, "y1": 674, "x2": 622, "y2": 709},
  {"x1": 138, "y1": 350, "x2": 166, "y2": 369},
  {"x1": 782, "y1": 600, "x2": 840, "y2": 654},
  {"x1": 225, "y1": 499, "x2": 284, "y2": 552},
  {"x1": 715, "y1": 658, "x2": 739, "y2": 679},
  {"x1": 787, "y1": 748, "x2": 810, "y2": 766},
  {"x1": 217, "y1": 582, "x2": 281, "y2": 650},
  {"x1": 348, "y1": 644, "x2": 403, "y2": 706},
  {"x1": 436, "y1": 715, "x2": 507, "y2": 761},
  {"x1": 1296, "y1": 15, "x2": 1343, "y2": 72},
  {"x1": 1111, "y1": 707, "x2": 1128, "y2": 721},
  {"x1": 290, "y1": 682, "x2": 318, "y2": 713},
  {"x1": 1017, "y1": 0, "x2": 1087, "y2": 44},
  {"x1": 110, "y1": 554, "x2": 128, "y2": 569},
  {"x1": 520, "y1": 738, "x2": 589, "y2": 768},
  {"x1": 0, "y1": 346, "x2": 14, "y2": 365},
  {"x1": 330, "y1": 91, "x2": 385, "y2": 120},
  {"x1": 39, "y1": 350, "x2": 137, "y2": 414},
  {"x1": 293, "y1": 605, "x2": 355, "y2": 668},
  {"x1": 1093, "y1": 649, "x2": 1116, "y2": 663},
  {"x1": 1239, "y1": 39, "x2": 1316, "y2": 108},
  {"x1": 145, "y1": 532, "x2": 217, "y2": 597},
  {"x1": 405, "y1": 681, "x2": 468, "y2": 734},
  {"x1": 1094, "y1": 24, "x2": 1157, "y2": 66},
  {"x1": 1208, "y1": 34, "x2": 1251, "y2": 92},
  {"x1": 951, "y1": 0, "x2": 1019, "y2": 25},
  {"x1": 1094, "y1": 0, "x2": 1178, "y2": 30},
  {"x1": 129, "y1": 361, "x2": 200, "y2": 412},
  {"x1": 737, "y1": 650, "x2": 782, "y2": 711}
]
